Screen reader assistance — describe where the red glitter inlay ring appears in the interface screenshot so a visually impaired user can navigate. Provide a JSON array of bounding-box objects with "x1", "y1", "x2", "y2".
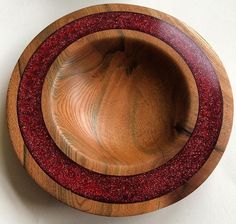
[{"x1": 17, "y1": 12, "x2": 223, "y2": 203}]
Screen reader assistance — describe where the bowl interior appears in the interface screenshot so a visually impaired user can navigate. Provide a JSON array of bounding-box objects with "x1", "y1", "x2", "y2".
[{"x1": 42, "y1": 30, "x2": 198, "y2": 175}]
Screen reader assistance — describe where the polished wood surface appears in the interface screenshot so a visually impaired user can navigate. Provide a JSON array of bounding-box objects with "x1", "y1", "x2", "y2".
[
  {"x1": 42, "y1": 30, "x2": 198, "y2": 175},
  {"x1": 7, "y1": 4, "x2": 233, "y2": 216}
]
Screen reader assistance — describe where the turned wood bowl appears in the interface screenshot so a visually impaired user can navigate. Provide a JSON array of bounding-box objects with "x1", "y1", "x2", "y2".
[
  {"x1": 42, "y1": 30, "x2": 198, "y2": 175},
  {"x1": 7, "y1": 4, "x2": 233, "y2": 216}
]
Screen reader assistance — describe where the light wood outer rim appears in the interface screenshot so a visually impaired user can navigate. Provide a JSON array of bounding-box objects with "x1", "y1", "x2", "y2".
[{"x1": 7, "y1": 4, "x2": 233, "y2": 216}]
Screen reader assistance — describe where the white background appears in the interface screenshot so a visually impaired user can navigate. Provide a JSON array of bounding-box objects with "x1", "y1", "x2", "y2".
[{"x1": 0, "y1": 0, "x2": 236, "y2": 223}]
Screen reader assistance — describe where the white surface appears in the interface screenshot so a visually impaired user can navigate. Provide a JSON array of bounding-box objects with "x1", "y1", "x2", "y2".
[{"x1": 0, "y1": 0, "x2": 235, "y2": 223}]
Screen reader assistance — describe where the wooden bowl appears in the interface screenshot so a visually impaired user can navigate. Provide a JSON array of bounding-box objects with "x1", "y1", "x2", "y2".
[
  {"x1": 42, "y1": 30, "x2": 198, "y2": 176},
  {"x1": 7, "y1": 4, "x2": 233, "y2": 216}
]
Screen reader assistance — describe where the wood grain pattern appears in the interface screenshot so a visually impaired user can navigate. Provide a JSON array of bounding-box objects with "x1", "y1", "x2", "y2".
[
  {"x1": 7, "y1": 64, "x2": 25, "y2": 164},
  {"x1": 42, "y1": 30, "x2": 198, "y2": 175},
  {"x1": 7, "y1": 4, "x2": 233, "y2": 216}
]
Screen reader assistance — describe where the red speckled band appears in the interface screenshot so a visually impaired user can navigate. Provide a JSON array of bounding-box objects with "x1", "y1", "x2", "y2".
[{"x1": 17, "y1": 12, "x2": 223, "y2": 203}]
